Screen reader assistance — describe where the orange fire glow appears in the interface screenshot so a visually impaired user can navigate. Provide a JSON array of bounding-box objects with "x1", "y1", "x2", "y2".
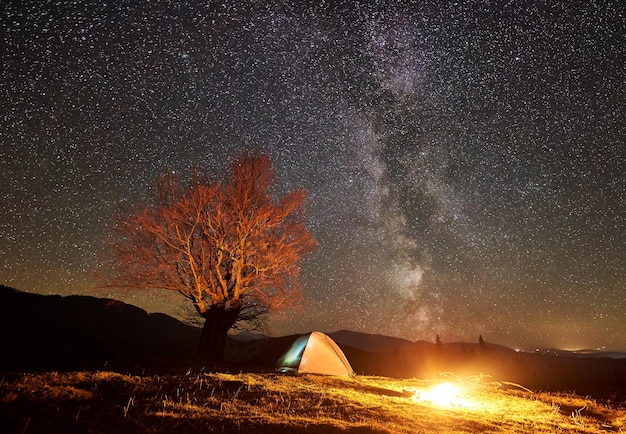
[{"x1": 410, "y1": 382, "x2": 478, "y2": 409}]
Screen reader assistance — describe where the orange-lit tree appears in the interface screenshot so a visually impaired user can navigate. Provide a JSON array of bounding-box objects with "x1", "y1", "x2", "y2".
[{"x1": 105, "y1": 152, "x2": 316, "y2": 362}]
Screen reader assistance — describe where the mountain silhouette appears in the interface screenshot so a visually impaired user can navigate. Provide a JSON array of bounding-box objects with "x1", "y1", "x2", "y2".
[{"x1": 0, "y1": 285, "x2": 199, "y2": 370}]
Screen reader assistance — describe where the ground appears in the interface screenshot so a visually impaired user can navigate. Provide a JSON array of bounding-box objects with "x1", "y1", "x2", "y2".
[{"x1": 1, "y1": 370, "x2": 625, "y2": 433}]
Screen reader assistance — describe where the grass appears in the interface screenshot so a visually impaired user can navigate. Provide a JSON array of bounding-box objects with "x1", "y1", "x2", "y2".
[{"x1": 1, "y1": 370, "x2": 625, "y2": 433}]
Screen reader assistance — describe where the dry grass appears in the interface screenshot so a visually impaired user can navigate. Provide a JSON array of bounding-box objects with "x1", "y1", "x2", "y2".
[{"x1": 1, "y1": 370, "x2": 625, "y2": 433}]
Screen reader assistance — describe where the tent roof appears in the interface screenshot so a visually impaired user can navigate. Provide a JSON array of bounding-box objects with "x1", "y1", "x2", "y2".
[{"x1": 276, "y1": 332, "x2": 354, "y2": 376}]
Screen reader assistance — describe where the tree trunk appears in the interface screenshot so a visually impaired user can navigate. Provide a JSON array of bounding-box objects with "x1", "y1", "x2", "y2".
[{"x1": 195, "y1": 304, "x2": 241, "y2": 364}]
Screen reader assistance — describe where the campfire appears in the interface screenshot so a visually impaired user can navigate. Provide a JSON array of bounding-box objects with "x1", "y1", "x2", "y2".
[{"x1": 407, "y1": 381, "x2": 477, "y2": 409}]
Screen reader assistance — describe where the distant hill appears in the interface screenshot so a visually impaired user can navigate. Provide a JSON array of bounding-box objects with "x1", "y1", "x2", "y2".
[
  {"x1": 530, "y1": 347, "x2": 626, "y2": 359},
  {"x1": 329, "y1": 329, "x2": 414, "y2": 353},
  {"x1": 0, "y1": 285, "x2": 200, "y2": 370}
]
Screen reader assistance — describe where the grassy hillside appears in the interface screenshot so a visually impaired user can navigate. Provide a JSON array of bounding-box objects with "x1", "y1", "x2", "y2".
[
  {"x1": 3, "y1": 285, "x2": 626, "y2": 402},
  {"x1": 230, "y1": 335, "x2": 626, "y2": 400},
  {"x1": 1, "y1": 370, "x2": 624, "y2": 433},
  {"x1": 2, "y1": 285, "x2": 626, "y2": 432}
]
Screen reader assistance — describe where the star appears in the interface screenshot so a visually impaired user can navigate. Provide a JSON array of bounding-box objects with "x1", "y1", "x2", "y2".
[{"x1": 1, "y1": 0, "x2": 624, "y2": 351}]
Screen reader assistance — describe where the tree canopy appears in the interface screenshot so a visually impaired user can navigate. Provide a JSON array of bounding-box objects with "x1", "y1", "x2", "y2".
[{"x1": 104, "y1": 152, "x2": 316, "y2": 361}]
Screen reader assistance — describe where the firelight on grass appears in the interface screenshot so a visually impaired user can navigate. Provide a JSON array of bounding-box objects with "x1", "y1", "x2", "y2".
[{"x1": 411, "y1": 382, "x2": 477, "y2": 409}]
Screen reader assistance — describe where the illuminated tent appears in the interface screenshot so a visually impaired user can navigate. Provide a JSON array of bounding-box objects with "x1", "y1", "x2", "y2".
[{"x1": 276, "y1": 331, "x2": 354, "y2": 376}]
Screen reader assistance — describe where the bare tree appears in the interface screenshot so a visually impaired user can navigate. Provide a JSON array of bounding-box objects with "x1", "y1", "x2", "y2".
[{"x1": 104, "y1": 152, "x2": 316, "y2": 362}]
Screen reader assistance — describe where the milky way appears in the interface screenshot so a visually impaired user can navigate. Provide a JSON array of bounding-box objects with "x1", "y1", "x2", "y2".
[{"x1": 2, "y1": 0, "x2": 624, "y2": 350}]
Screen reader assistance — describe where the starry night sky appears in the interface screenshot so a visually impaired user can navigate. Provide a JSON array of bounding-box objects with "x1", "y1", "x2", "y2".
[{"x1": 2, "y1": 0, "x2": 625, "y2": 351}]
